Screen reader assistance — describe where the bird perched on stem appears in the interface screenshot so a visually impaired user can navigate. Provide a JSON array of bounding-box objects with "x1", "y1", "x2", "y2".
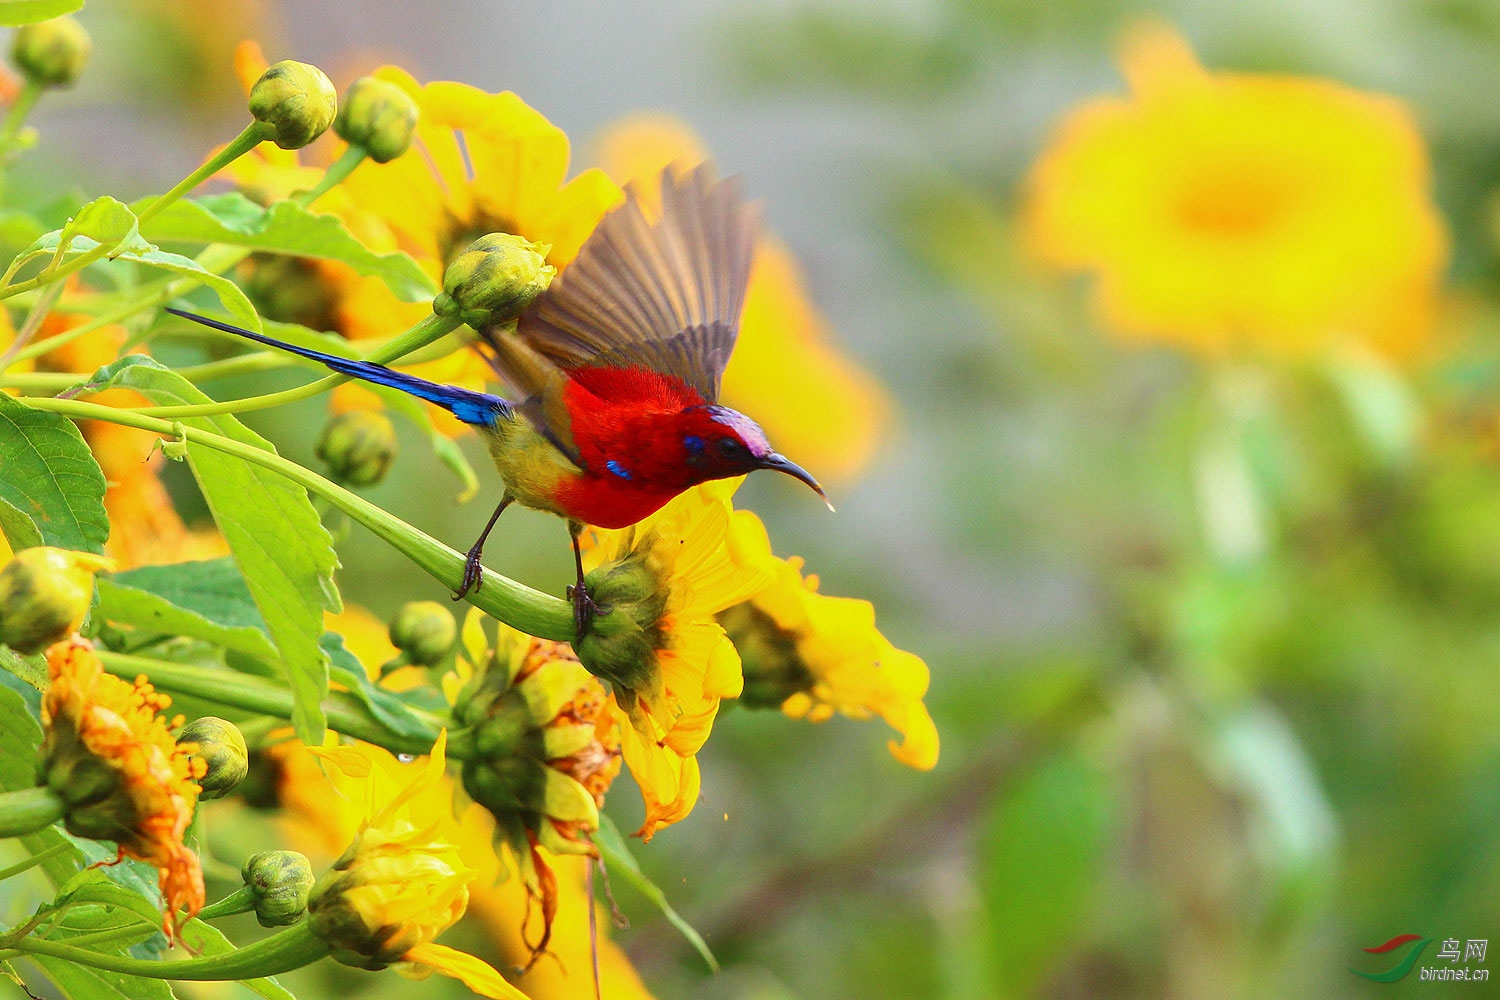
[{"x1": 168, "y1": 165, "x2": 830, "y2": 634}]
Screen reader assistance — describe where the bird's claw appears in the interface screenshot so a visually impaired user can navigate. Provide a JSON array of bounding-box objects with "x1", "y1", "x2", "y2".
[
  {"x1": 566, "y1": 582, "x2": 607, "y2": 639},
  {"x1": 452, "y1": 551, "x2": 484, "y2": 601}
]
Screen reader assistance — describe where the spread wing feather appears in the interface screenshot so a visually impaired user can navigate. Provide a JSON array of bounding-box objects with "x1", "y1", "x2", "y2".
[{"x1": 513, "y1": 163, "x2": 757, "y2": 402}]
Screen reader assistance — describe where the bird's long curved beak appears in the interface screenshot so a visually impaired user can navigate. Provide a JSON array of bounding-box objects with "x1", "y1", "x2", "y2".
[{"x1": 758, "y1": 453, "x2": 835, "y2": 512}]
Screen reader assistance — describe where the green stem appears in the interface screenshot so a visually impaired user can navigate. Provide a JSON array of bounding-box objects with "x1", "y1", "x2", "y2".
[
  {"x1": 197, "y1": 885, "x2": 256, "y2": 921},
  {"x1": 0, "y1": 922, "x2": 157, "y2": 964},
  {"x1": 0, "y1": 788, "x2": 65, "y2": 839},
  {"x1": 13, "y1": 918, "x2": 331, "y2": 980},
  {"x1": 298, "y1": 144, "x2": 367, "y2": 206},
  {"x1": 0, "y1": 842, "x2": 70, "y2": 882},
  {"x1": 0, "y1": 351, "x2": 292, "y2": 392},
  {"x1": 121, "y1": 312, "x2": 462, "y2": 418},
  {"x1": 16, "y1": 395, "x2": 591, "y2": 641},
  {"x1": 95, "y1": 651, "x2": 450, "y2": 757},
  {"x1": 136, "y1": 122, "x2": 276, "y2": 226},
  {"x1": 0, "y1": 240, "x2": 114, "y2": 301},
  {"x1": 0, "y1": 80, "x2": 42, "y2": 144}
]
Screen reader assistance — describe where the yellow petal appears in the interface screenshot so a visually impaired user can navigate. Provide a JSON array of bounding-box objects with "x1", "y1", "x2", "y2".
[{"x1": 402, "y1": 942, "x2": 531, "y2": 1000}]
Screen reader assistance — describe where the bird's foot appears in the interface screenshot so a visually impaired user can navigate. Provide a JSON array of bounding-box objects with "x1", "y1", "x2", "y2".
[
  {"x1": 566, "y1": 581, "x2": 607, "y2": 639},
  {"x1": 452, "y1": 549, "x2": 484, "y2": 600}
]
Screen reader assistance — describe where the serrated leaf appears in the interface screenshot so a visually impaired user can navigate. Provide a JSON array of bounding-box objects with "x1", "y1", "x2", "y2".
[
  {"x1": 96, "y1": 558, "x2": 278, "y2": 659},
  {"x1": 0, "y1": 0, "x2": 83, "y2": 27},
  {"x1": 0, "y1": 393, "x2": 109, "y2": 553},
  {"x1": 137, "y1": 193, "x2": 438, "y2": 301},
  {"x1": 594, "y1": 814, "x2": 719, "y2": 972},
  {"x1": 86, "y1": 356, "x2": 339, "y2": 744},
  {"x1": 0, "y1": 494, "x2": 44, "y2": 549}
]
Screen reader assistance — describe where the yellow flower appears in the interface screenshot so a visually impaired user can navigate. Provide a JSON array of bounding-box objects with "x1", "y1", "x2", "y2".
[
  {"x1": 578, "y1": 479, "x2": 774, "y2": 838},
  {"x1": 37, "y1": 638, "x2": 206, "y2": 939},
  {"x1": 593, "y1": 114, "x2": 893, "y2": 484},
  {"x1": 305, "y1": 731, "x2": 527, "y2": 998},
  {"x1": 1022, "y1": 20, "x2": 1447, "y2": 360},
  {"x1": 720, "y1": 512, "x2": 939, "y2": 770}
]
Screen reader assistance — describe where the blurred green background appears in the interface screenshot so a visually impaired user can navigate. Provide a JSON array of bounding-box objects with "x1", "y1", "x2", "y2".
[{"x1": 19, "y1": 0, "x2": 1500, "y2": 997}]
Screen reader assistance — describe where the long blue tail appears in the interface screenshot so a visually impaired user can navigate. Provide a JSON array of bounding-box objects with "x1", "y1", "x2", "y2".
[{"x1": 165, "y1": 307, "x2": 511, "y2": 426}]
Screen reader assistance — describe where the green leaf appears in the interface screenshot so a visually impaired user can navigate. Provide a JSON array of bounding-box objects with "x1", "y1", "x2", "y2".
[
  {"x1": 594, "y1": 814, "x2": 719, "y2": 972},
  {"x1": 0, "y1": 494, "x2": 44, "y2": 549},
  {"x1": 86, "y1": 357, "x2": 339, "y2": 744},
  {"x1": 1, "y1": 645, "x2": 46, "y2": 690},
  {"x1": 0, "y1": 0, "x2": 84, "y2": 27},
  {"x1": 0, "y1": 392, "x2": 109, "y2": 553},
  {"x1": 55, "y1": 197, "x2": 148, "y2": 261},
  {"x1": 979, "y1": 748, "x2": 1116, "y2": 997},
  {"x1": 136, "y1": 193, "x2": 439, "y2": 301},
  {"x1": 325, "y1": 645, "x2": 435, "y2": 741},
  {"x1": 96, "y1": 558, "x2": 278, "y2": 659},
  {"x1": 25, "y1": 953, "x2": 177, "y2": 1000}
]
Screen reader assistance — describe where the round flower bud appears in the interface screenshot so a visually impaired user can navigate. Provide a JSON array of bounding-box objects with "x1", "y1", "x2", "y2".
[
  {"x1": 248, "y1": 59, "x2": 337, "y2": 150},
  {"x1": 176, "y1": 717, "x2": 248, "y2": 800},
  {"x1": 11, "y1": 16, "x2": 90, "y2": 88},
  {"x1": 387, "y1": 601, "x2": 456, "y2": 667},
  {"x1": 0, "y1": 547, "x2": 115, "y2": 655},
  {"x1": 333, "y1": 75, "x2": 418, "y2": 163},
  {"x1": 432, "y1": 233, "x2": 555, "y2": 330},
  {"x1": 242, "y1": 850, "x2": 315, "y2": 927},
  {"x1": 315, "y1": 410, "x2": 397, "y2": 487}
]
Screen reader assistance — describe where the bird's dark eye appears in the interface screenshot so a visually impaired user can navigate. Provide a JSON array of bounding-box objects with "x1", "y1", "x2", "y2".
[{"x1": 718, "y1": 437, "x2": 746, "y2": 459}]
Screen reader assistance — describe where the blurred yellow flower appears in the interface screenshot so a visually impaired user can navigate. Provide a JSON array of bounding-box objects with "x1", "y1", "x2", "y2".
[
  {"x1": 1023, "y1": 21, "x2": 1447, "y2": 360},
  {"x1": 305, "y1": 731, "x2": 526, "y2": 998},
  {"x1": 579, "y1": 478, "x2": 774, "y2": 839},
  {"x1": 38, "y1": 638, "x2": 206, "y2": 939},
  {"x1": 721, "y1": 512, "x2": 939, "y2": 770},
  {"x1": 594, "y1": 114, "x2": 893, "y2": 483}
]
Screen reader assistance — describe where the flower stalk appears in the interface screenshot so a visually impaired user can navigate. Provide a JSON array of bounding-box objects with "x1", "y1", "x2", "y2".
[
  {"x1": 0, "y1": 786, "x2": 66, "y2": 838},
  {"x1": 12, "y1": 919, "x2": 331, "y2": 981},
  {"x1": 137, "y1": 120, "x2": 277, "y2": 225}
]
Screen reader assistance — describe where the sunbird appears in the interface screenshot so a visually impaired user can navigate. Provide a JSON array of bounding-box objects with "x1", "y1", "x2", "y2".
[{"x1": 168, "y1": 165, "x2": 829, "y2": 632}]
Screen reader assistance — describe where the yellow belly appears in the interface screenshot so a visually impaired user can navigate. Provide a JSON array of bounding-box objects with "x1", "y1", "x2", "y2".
[{"x1": 480, "y1": 417, "x2": 583, "y2": 518}]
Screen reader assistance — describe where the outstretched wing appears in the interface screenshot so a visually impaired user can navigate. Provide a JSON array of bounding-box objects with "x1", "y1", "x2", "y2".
[{"x1": 512, "y1": 163, "x2": 758, "y2": 403}]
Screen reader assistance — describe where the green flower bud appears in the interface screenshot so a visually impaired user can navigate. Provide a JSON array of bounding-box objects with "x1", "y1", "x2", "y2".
[
  {"x1": 333, "y1": 75, "x2": 418, "y2": 163},
  {"x1": 0, "y1": 547, "x2": 114, "y2": 655},
  {"x1": 248, "y1": 59, "x2": 337, "y2": 150},
  {"x1": 387, "y1": 601, "x2": 456, "y2": 667},
  {"x1": 315, "y1": 410, "x2": 397, "y2": 487},
  {"x1": 573, "y1": 557, "x2": 665, "y2": 699},
  {"x1": 242, "y1": 850, "x2": 315, "y2": 926},
  {"x1": 11, "y1": 16, "x2": 90, "y2": 88},
  {"x1": 176, "y1": 717, "x2": 248, "y2": 800},
  {"x1": 432, "y1": 233, "x2": 555, "y2": 329}
]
